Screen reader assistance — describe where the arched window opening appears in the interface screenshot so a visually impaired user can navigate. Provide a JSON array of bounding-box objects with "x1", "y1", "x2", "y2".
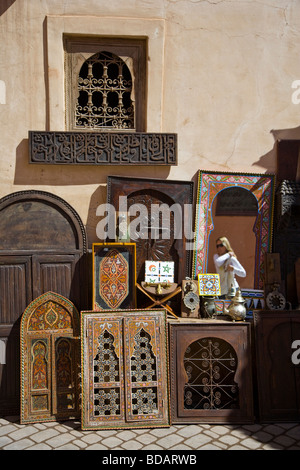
[{"x1": 75, "y1": 51, "x2": 134, "y2": 130}]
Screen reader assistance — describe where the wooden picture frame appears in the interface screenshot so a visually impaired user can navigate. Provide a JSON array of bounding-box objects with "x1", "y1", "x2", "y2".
[{"x1": 92, "y1": 243, "x2": 136, "y2": 311}]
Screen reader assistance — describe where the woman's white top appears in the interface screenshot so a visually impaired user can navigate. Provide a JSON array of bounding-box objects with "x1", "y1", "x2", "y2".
[{"x1": 213, "y1": 252, "x2": 246, "y2": 296}]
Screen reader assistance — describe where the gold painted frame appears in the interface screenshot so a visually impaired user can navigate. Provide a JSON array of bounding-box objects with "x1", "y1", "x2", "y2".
[{"x1": 92, "y1": 242, "x2": 136, "y2": 310}]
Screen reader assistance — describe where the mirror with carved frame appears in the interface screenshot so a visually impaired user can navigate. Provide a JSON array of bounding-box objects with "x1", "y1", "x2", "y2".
[{"x1": 192, "y1": 171, "x2": 276, "y2": 292}]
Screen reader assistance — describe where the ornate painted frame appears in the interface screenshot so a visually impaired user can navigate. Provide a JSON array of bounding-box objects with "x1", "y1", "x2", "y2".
[
  {"x1": 20, "y1": 291, "x2": 80, "y2": 424},
  {"x1": 192, "y1": 171, "x2": 276, "y2": 289},
  {"x1": 92, "y1": 243, "x2": 136, "y2": 310},
  {"x1": 80, "y1": 308, "x2": 170, "y2": 430}
]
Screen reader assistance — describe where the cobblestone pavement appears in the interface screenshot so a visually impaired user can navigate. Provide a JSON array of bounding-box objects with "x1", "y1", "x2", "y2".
[{"x1": 1, "y1": 416, "x2": 300, "y2": 450}]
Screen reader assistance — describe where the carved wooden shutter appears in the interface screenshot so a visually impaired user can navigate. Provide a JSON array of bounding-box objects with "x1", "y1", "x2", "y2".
[
  {"x1": 20, "y1": 292, "x2": 80, "y2": 424},
  {"x1": 81, "y1": 309, "x2": 170, "y2": 430}
]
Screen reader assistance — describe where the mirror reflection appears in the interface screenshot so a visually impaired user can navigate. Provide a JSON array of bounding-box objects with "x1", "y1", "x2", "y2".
[{"x1": 207, "y1": 187, "x2": 259, "y2": 290}]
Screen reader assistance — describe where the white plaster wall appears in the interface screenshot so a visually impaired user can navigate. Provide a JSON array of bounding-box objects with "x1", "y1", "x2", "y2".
[{"x1": 0, "y1": 0, "x2": 300, "y2": 245}]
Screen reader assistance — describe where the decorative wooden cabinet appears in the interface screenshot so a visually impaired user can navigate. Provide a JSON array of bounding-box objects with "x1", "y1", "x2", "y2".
[
  {"x1": 20, "y1": 292, "x2": 80, "y2": 424},
  {"x1": 169, "y1": 319, "x2": 254, "y2": 424},
  {"x1": 81, "y1": 309, "x2": 170, "y2": 430},
  {"x1": 254, "y1": 310, "x2": 300, "y2": 422}
]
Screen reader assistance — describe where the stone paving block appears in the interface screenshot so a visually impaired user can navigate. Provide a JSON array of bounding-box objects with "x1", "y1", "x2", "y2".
[
  {"x1": 176, "y1": 424, "x2": 203, "y2": 438},
  {"x1": 101, "y1": 436, "x2": 123, "y2": 448},
  {"x1": 262, "y1": 442, "x2": 283, "y2": 450},
  {"x1": 30, "y1": 428, "x2": 59, "y2": 443},
  {"x1": 274, "y1": 435, "x2": 296, "y2": 447},
  {"x1": 200, "y1": 443, "x2": 222, "y2": 450},
  {"x1": 150, "y1": 427, "x2": 177, "y2": 437},
  {"x1": 242, "y1": 424, "x2": 263, "y2": 432},
  {"x1": 136, "y1": 433, "x2": 157, "y2": 445},
  {"x1": 8, "y1": 425, "x2": 38, "y2": 440},
  {"x1": 240, "y1": 437, "x2": 262, "y2": 449},
  {"x1": 54, "y1": 425, "x2": 70, "y2": 433},
  {"x1": 56, "y1": 443, "x2": 81, "y2": 450},
  {"x1": 0, "y1": 436, "x2": 13, "y2": 447},
  {"x1": 156, "y1": 433, "x2": 184, "y2": 448},
  {"x1": 184, "y1": 433, "x2": 212, "y2": 448},
  {"x1": 72, "y1": 439, "x2": 88, "y2": 449},
  {"x1": 250, "y1": 431, "x2": 273, "y2": 443},
  {"x1": 121, "y1": 440, "x2": 144, "y2": 450},
  {"x1": 85, "y1": 443, "x2": 114, "y2": 450},
  {"x1": 264, "y1": 424, "x2": 287, "y2": 436},
  {"x1": 81, "y1": 433, "x2": 102, "y2": 444},
  {"x1": 209, "y1": 425, "x2": 234, "y2": 435},
  {"x1": 0, "y1": 424, "x2": 18, "y2": 436},
  {"x1": 115, "y1": 430, "x2": 137, "y2": 441},
  {"x1": 141, "y1": 444, "x2": 164, "y2": 450},
  {"x1": 231, "y1": 428, "x2": 252, "y2": 439},
  {"x1": 26, "y1": 442, "x2": 52, "y2": 450},
  {"x1": 169, "y1": 443, "x2": 194, "y2": 450},
  {"x1": 95, "y1": 430, "x2": 117, "y2": 437},
  {"x1": 219, "y1": 434, "x2": 240, "y2": 445},
  {"x1": 46, "y1": 433, "x2": 75, "y2": 448},
  {"x1": 229, "y1": 444, "x2": 250, "y2": 450},
  {"x1": 3, "y1": 438, "x2": 34, "y2": 450},
  {"x1": 286, "y1": 426, "x2": 300, "y2": 440}
]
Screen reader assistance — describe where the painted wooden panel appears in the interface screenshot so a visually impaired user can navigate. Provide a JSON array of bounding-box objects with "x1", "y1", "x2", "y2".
[
  {"x1": 81, "y1": 309, "x2": 170, "y2": 430},
  {"x1": 20, "y1": 292, "x2": 80, "y2": 424}
]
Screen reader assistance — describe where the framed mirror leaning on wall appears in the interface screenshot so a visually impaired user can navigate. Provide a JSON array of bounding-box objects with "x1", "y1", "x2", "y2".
[{"x1": 192, "y1": 171, "x2": 276, "y2": 311}]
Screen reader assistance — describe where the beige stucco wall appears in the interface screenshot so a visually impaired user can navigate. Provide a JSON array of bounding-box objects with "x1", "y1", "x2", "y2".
[{"x1": 1, "y1": 0, "x2": 300, "y2": 246}]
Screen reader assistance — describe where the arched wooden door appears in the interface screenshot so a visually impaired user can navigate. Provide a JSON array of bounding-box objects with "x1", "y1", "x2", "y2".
[{"x1": 0, "y1": 190, "x2": 87, "y2": 415}]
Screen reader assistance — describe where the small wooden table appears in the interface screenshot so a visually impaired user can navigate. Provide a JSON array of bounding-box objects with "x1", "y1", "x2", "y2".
[{"x1": 136, "y1": 282, "x2": 181, "y2": 318}]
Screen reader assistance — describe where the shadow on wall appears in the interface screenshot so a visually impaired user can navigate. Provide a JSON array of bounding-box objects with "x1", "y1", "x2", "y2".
[
  {"x1": 252, "y1": 125, "x2": 300, "y2": 173},
  {"x1": 0, "y1": 0, "x2": 16, "y2": 16},
  {"x1": 13, "y1": 138, "x2": 171, "y2": 248},
  {"x1": 14, "y1": 138, "x2": 171, "y2": 187}
]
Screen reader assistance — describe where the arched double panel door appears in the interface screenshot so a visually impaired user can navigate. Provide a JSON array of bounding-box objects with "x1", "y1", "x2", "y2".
[{"x1": 0, "y1": 190, "x2": 87, "y2": 415}]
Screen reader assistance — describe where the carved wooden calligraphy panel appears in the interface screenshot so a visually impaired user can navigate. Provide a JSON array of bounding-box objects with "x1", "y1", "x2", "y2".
[
  {"x1": 81, "y1": 309, "x2": 170, "y2": 430},
  {"x1": 29, "y1": 131, "x2": 177, "y2": 166}
]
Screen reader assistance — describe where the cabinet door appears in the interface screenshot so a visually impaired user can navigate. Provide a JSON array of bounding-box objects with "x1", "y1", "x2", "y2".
[
  {"x1": 32, "y1": 254, "x2": 81, "y2": 307},
  {"x1": 22, "y1": 334, "x2": 80, "y2": 423},
  {"x1": 81, "y1": 309, "x2": 170, "y2": 430},
  {"x1": 169, "y1": 321, "x2": 254, "y2": 424},
  {"x1": 254, "y1": 310, "x2": 300, "y2": 422},
  {"x1": 123, "y1": 313, "x2": 169, "y2": 424}
]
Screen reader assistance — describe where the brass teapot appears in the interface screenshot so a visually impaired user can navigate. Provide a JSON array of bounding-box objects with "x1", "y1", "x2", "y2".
[{"x1": 223, "y1": 288, "x2": 247, "y2": 321}]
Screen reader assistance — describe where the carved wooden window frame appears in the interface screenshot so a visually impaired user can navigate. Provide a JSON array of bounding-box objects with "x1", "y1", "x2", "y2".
[
  {"x1": 81, "y1": 309, "x2": 170, "y2": 430},
  {"x1": 20, "y1": 292, "x2": 81, "y2": 424},
  {"x1": 64, "y1": 36, "x2": 147, "y2": 132}
]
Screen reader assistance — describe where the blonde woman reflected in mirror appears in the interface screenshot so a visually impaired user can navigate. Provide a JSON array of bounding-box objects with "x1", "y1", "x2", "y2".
[{"x1": 213, "y1": 236, "x2": 246, "y2": 298}]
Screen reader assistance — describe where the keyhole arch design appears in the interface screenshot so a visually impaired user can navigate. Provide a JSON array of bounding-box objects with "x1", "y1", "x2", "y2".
[{"x1": 183, "y1": 337, "x2": 239, "y2": 410}]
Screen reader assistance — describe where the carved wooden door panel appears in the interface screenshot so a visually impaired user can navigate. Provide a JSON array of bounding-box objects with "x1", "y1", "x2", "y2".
[
  {"x1": 169, "y1": 320, "x2": 254, "y2": 423},
  {"x1": 254, "y1": 310, "x2": 300, "y2": 422},
  {"x1": 0, "y1": 255, "x2": 32, "y2": 414},
  {"x1": 107, "y1": 176, "x2": 194, "y2": 284},
  {"x1": 32, "y1": 254, "x2": 82, "y2": 307},
  {"x1": 81, "y1": 309, "x2": 170, "y2": 430},
  {"x1": 20, "y1": 292, "x2": 80, "y2": 424}
]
